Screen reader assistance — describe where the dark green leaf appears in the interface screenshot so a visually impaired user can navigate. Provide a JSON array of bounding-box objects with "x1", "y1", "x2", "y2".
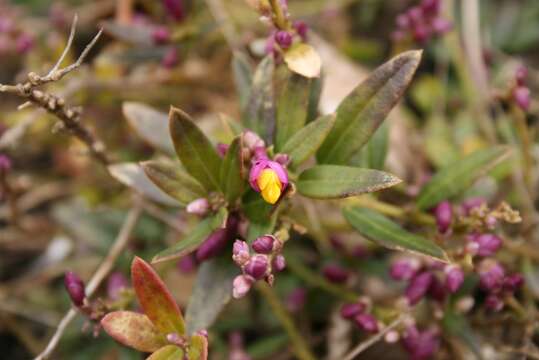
[
  {"x1": 185, "y1": 258, "x2": 238, "y2": 335},
  {"x1": 243, "y1": 56, "x2": 275, "y2": 141},
  {"x1": 232, "y1": 51, "x2": 253, "y2": 111},
  {"x1": 141, "y1": 160, "x2": 206, "y2": 206},
  {"x1": 317, "y1": 50, "x2": 422, "y2": 164},
  {"x1": 123, "y1": 102, "x2": 175, "y2": 154},
  {"x1": 442, "y1": 310, "x2": 483, "y2": 359},
  {"x1": 416, "y1": 146, "x2": 511, "y2": 210},
  {"x1": 152, "y1": 209, "x2": 227, "y2": 263},
  {"x1": 424, "y1": 115, "x2": 459, "y2": 168},
  {"x1": 280, "y1": 114, "x2": 335, "y2": 167},
  {"x1": 297, "y1": 165, "x2": 401, "y2": 199},
  {"x1": 350, "y1": 121, "x2": 389, "y2": 170},
  {"x1": 306, "y1": 74, "x2": 323, "y2": 123},
  {"x1": 220, "y1": 136, "x2": 245, "y2": 203},
  {"x1": 275, "y1": 73, "x2": 311, "y2": 150},
  {"x1": 343, "y1": 207, "x2": 448, "y2": 261},
  {"x1": 169, "y1": 107, "x2": 222, "y2": 191}
]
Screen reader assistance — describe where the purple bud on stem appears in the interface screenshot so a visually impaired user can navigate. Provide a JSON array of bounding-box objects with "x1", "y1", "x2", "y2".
[
  {"x1": 322, "y1": 264, "x2": 350, "y2": 283},
  {"x1": 434, "y1": 201, "x2": 452, "y2": 234},
  {"x1": 64, "y1": 271, "x2": 85, "y2": 307}
]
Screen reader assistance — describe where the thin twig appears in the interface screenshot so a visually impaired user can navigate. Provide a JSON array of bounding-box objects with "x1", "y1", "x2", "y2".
[
  {"x1": 34, "y1": 202, "x2": 143, "y2": 360},
  {"x1": 48, "y1": 14, "x2": 78, "y2": 76},
  {"x1": 342, "y1": 315, "x2": 406, "y2": 360}
]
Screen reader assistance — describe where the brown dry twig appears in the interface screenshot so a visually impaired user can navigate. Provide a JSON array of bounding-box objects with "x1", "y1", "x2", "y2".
[{"x1": 0, "y1": 15, "x2": 108, "y2": 165}]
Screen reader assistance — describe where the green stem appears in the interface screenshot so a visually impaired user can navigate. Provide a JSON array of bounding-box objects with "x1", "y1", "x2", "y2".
[
  {"x1": 269, "y1": 0, "x2": 289, "y2": 30},
  {"x1": 512, "y1": 105, "x2": 534, "y2": 194},
  {"x1": 286, "y1": 256, "x2": 359, "y2": 303},
  {"x1": 256, "y1": 283, "x2": 316, "y2": 360}
]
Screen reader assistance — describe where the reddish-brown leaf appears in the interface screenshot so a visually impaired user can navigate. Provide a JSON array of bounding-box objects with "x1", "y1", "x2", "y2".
[
  {"x1": 147, "y1": 345, "x2": 185, "y2": 360},
  {"x1": 131, "y1": 256, "x2": 186, "y2": 335},
  {"x1": 101, "y1": 311, "x2": 167, "y2": 352},
  {"x1": 187, "y1": 334, "x2": 208, "y2": 360}
]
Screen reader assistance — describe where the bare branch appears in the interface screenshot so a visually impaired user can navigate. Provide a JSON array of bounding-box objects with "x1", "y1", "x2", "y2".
[
  {"x1": 34, "y1": 202, "x2": 143, "y2": 360},
  {"x1": 48, "y1": 14, "x2": 79, "y2": 76}
]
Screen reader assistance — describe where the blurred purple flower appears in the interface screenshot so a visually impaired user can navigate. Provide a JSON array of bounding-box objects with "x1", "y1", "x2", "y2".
[
  {"x1": 64, "y1": 271, "x2": 85, "y2": 307},
  {"x1": 322, "y1": 264, "x2": 350, "y2": 283},
  {"x1": 232, "y1": 274, "x2": 254, "y2": 299},
  {"x1": 107, "y1": 272, "x2": 129, "y2": 300},
  {"x1": 390, "y1": 258, "x2": 420, "y2": 281},
  {"x1": 354, "y1": 313, "x2": 378, "y2": 333},
  {"x1": 434, "y1": 201, "x2": 452, "y2": 234},
  {"x1": 405, "y1": 272, "x2": 433, "y2": 305}
]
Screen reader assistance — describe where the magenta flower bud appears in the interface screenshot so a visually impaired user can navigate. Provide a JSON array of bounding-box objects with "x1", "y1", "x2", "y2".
[
  {"x1": 513, "y1": 86, "x2": 531, "y2": 111},
  {"x1": 340, "y1": 302, "x2": 365, "y2": 319},
  {"x1": 232, "y1": 240, "x2": 250, "y2": 266},
  {"x1": 186, "y1": 198, "x2": 210, "y2": 216},
  {"x1": 516, "y1": 65, "x2": 528, "y2": 86},
  {"x1": 196, "y1": 228, "x2": 228, "y2": 262},
  {"x1": 16, "y1": 33, "x2": 33, "y2": 54},
  {"x1": 413, "y1": 23, "x2": 430, "y2": 43},
  {"x1": 434, "y1": 201, "x2": 452, "y2": 234},
  {"x1": 286, "y1": 288, "x2": 306, "y2": 313},
  {"x1": 162, "y1": 47, "x2": 179, "y2": 68},
  {"x1": 322, "y1": 264, "x2": 350, "y2": 283},
  {"x1": 272, "y1": 254, "x2": 286, "y2": 272},
  {"x1": 432, "y1": 17, "x2": 453, "y2": 34},
  {"x1": 390, "y1": 258, "x2": 421, "y2": 281},
  {"x1": 427, "y1": 276, "x2": 446, "y2": 302},
  {"x1": 243, "y1": 130, "x2": 265, "y2": 150},
  {"x1": 275, "y1": 31, "x2": 293, "y2": 49},
  {"x1": 420, "y1": 0, "x2": 441, "y2": 16},
  {"x1": 217, "y1": 143, "x2": 229, "y2": 157},
  {"x1": 0, "y1": 154, "x2": 12, "y2": 173},
  {"x1": 252, "y1": 235, "x2": 275, "y2": 254},
  {"x1": 244, "y1": 254, "x2": 269, "y2": 279},
  {"x1": 354, "y1": 313, "x2": 379, "y2": 333},
  {"x1": 177, "y1": 254, "x2": 197, "y2": 273},
  {"x1": 293, "y1": 21, "x2": 308, "y2": 40},
  {"x1": 503, "y1": 273, "x2": 524, "y2": 293},
  {"x1": 478, "y1": 260, "x2": 505, "y2": 291},
  {"x1": 472, "y1": 233, "x2": 502, "y2": 257},
  {"x1": 406, "y1": 272, "x2": 433, "y2": 306},
  {"x1": 163, "y1": 0, "x2": 185, "y2": 21},
  {"x1": 232, "y1": 274, "x2": 254, "y2": 299},
  {"x1": 396, "y1": 14, "x2": 410, "y2": 29},
  {"x1": 64, "y1": 271, "x2": 85, "y2": 307},
  {"x1": 461, "y1": 197, "x2": 486, "y2": 215},
  {"x1": 152, "y1": 26, "x2": 171, "y2": 44},
  {"x1": 107, "y1": 272, "x2": 129, "y2": 301},
  {"x1": 485, "y1": 294, "x2": 504, "y2": 312},
  {"x1": 352, "y1": 244, "x2": 369, "y2": 258},
  {"x1": 402, "y1": 326, "x2": 440, "y2": 360},
  {"x1": 444, "y1": 265, "x2": 464, "y2": 293},
  {"x1": 407, "y1": 6, "x2": 423, "y2": 24}
]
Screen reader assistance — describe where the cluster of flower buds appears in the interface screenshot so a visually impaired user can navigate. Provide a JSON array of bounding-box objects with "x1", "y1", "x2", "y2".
[
  {"x1": 247, "y1": 136, "x2": 289, "y2": 205},
  {"x1": 0, "y1": 11, "x2": 34, "y2": 55},
  {"x1": 232, "y1": 235, "x2": 286, "y2": 298},
  {"x1": 511, "y1": 65, "x2": 532, "y2": 112},
  {"x1": 401, "y1": 324, "x2": 440, "y2": 360},
  {"x1": 265, "y1": 20, "x2": 309, "y2": 59},
  {"x1": 477, "y1": 259, "x2": 524, "y2": 311},
  {"x1": 340, "y1": 298, "x2": 379, "y2": 333},
  {"x1": 391, "y1": 0, "x2": 452, "y2": 44},
  {"x1": 390, "y1": 257, "x2": 465, "y2": 306}
]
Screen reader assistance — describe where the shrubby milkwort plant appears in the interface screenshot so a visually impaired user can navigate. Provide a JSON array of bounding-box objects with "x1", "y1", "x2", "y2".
[{"x1": 1, "y1": 0, "x2": 538, "y2": 359}]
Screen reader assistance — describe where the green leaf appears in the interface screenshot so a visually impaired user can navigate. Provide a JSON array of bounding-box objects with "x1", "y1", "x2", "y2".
[
  {"x1": 297, "y1": 165, "x2": 401, "y2": 199},
  {"x1": 131, "y1": 257, "x2": 186, "y2": 335},
  {"x1": 284, "y1": 43, "x2": 322, "y2": 79},
  {"x1": 169, "y1": 107, "x2": 222, "y2": 191},
  {"x1": 343, "y1": 207, "x2": 448, "y2": 261},
  {"x1": 123, "y1": 102, "x2": 175, "y2": 154},
  {"x1": 108, "y1": 163, "x2": 181, "y2": 206},
  {"x1": 306, "y1": 75, "x2": 323, "y2": 123},
  {"x1": 350, "y1": 121, "x2": 389, "y2": 170},
  {"x1": 442, "y1": 310, "x2": 483, "y2": 359},
  {"x1": 220, "y1": 136, "x2": 245, "y2": 203},
  {"x1": 101, "y1": 311, "x2": 167, "y2": 353},
  {"x1": 232, "y1": 51, "x2": 253, "y2": 111},
  {"x1": 185, "y1": 258, "x2": 238, "y2": 335},
  {"x1": 317, "y1": 50, "x2": 422, "y2": 164},
  {"x1": 219, "y1": 113, "x2": 244, "y2": 138},
  {"x1": 147, "y1": 345, "x2": 185, "y2": 360},
  {"x1": 152, "y1": 209, "x2": 227, "y2": 263},
  {"x1": 141, "y1": 160, "x2": 206, "y2": 206},
  {"x1": 243, "y1": 56, "x2": 274, "y2": 141},
  {"x1": 424, "y1": 115, "x2": 459, "y2": 169},
  {"x1": 187, "y1": 334, "x2": 208, "y2": 360},
  {"x1": 280, "y1": 114, "x2": 335, "y2": 168},
  {"x1": 416, "y1": 146, "x2": 511, "y2": 210},
  {"x1": 275, "y1": 73, "x2": 311, "y2": 150}
]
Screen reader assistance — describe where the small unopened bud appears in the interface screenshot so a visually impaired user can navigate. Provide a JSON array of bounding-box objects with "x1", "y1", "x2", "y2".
[
  {"x1": 322, "y1": 264, "x2": 350, "y2": 283},
  {"x1": 186, "y1": 198, "x2": 210, "y2": 216},
  {"x1": 390, "y1": 258, "x2": 421, "y2": 281},
  {"x1": 272, "y1": 254, "x2": 286, "y2": 272},
  {"x1": 152, "y1": 26, "x2": 171, "y2": 44},
  {"x1": 444, "y1": 265, "x2": 464, "y2": 293},
  {"x1": 340, "y1": 302, "x2": 365, "y2": 319},
  {"x1": 431, "y1": 17, "x2": 452, "y2": 34},
  {"x1": 163, "y1": 0, "x2": 185, "y2": 21},
  {"x1": 274, "y1": 31, "x2": 292, "y2": 49},
  {"x1": 217, "y1": 143, "x2": 229, "y2": 157},
  {"x1": 427, "y1": 276, "x2": 446, "y2": 302},
  {"x1": 434, "y1": 201, "x2": 452, "y2": 234},
  {"x1": 64, "y1": 271, "x2": 85, "y2": 307},
  {"x1": 196, "y1": 228, "x2": 228, "y2": 262},
  {"x1": 252, "y1": 235, "x2": 275, "y2": 254},
  {"x1": 107, "y1": 272, "x2": 129, "y2": 301},
  {"x1": 232, "y1": 274, "x2": 254, "y2": 299},
  {"x1": 244, "y1": 254, "x2": 269, "y2": 279},
  {"x1": 177, "y1": 255, "x2": 197, "y2": 273},
  {"x1": 478, "y1": 260, "x2": 505, "y2": 291},
  {"x1": 405, "y1": 272, "x2": 433, "y2": 306},
  {"x1": 232, "y1": 240, "x2": 250, "y2": 266},
  {"x1": 513, "y1": 86, "x2": 531, "y2": 111},
  {"x1": 420, "y1": 0, "x2": 441, "y2": 15},
  {"x1": 354, "y1": 313, "x2": 379, "y2": 333},
  {"x1": 503, "y1": 273, "x2": 524, "y2": 293},
  {"x1": 472, "y1": 233, "x2": 502, "y2": 257},
  {"x1": 0, "y1": 154, "x2": 12, "y2": 173}
]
